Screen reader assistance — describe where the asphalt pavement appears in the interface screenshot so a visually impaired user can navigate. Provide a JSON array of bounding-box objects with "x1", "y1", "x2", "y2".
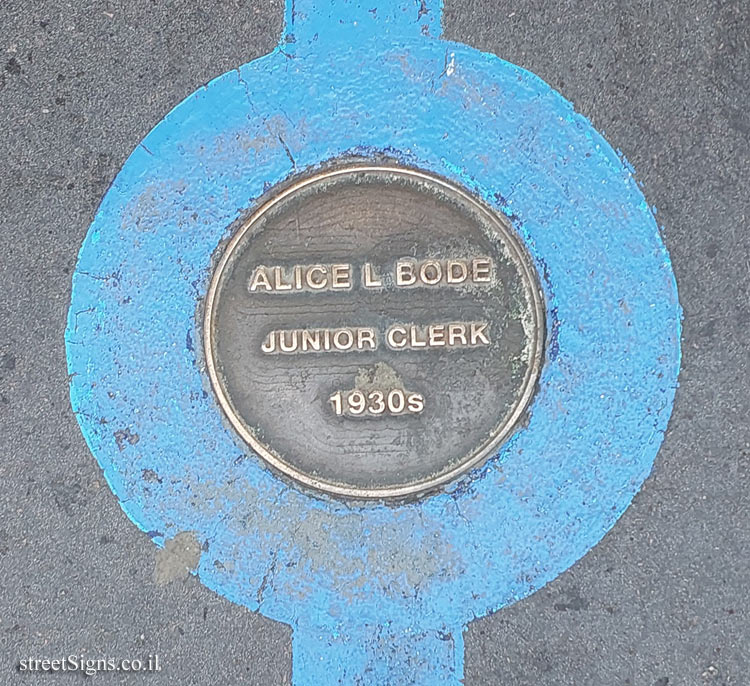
[{"x1": 1, "y1": 1, "x2": 748, "y2": 684}]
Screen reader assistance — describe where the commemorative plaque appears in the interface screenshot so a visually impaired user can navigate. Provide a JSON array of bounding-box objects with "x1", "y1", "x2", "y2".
[{"x1": 204, "y1": 165, "x2": 545, "y2": 498}]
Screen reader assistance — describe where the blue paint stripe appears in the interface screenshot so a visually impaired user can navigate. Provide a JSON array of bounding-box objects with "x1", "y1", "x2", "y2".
[
  {"x1": 65, "y1": 1, "x2": 681, "y2": 684},
  {"x1": 293, "y1": 624, "x2": 464, "y2": 685}
]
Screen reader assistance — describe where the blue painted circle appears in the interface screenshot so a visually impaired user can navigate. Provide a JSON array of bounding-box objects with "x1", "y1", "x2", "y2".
[{"x1": 66, "y1": 35, "x2": 680, "y2": 635}]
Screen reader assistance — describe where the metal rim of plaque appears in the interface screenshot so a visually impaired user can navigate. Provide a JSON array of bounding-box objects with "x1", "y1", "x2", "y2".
[{"x1": 203, "y1": 162, "x2": 545, "y2": 499}]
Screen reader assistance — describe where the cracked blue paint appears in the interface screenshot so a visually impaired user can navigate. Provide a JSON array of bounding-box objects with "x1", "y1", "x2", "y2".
[{"x1": 66, "y1": 1, "x2": 681, "y2": 684}]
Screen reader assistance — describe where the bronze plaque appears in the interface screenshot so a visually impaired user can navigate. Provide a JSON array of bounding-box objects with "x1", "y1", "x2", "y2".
[{"x1": 203, "y1": 165, "x2": 545, "y2": 499}]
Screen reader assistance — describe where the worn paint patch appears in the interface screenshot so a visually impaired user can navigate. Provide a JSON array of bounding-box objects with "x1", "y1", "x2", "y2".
[
  {"x1": 154, "y1": 532, "x2": 202, "y2": 585},
  {"x1": 65, "y1": 1, "x2": 681, "y2": 684}
]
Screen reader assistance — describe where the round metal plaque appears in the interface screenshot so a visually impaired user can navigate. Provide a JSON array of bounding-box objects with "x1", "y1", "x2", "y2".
[{"x1": 204, "y1": 164, "x2": 545, "y2": 499}]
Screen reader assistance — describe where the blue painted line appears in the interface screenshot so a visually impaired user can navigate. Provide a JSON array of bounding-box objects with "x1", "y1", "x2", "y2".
[{"x1": 65, "y1": 1, "x2": 681, "y2": 684}]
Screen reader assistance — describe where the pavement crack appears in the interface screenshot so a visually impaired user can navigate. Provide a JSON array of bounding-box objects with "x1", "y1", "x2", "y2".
[
  {"x1": 256, "y1": 552, "x2": 279, "y2": 608},
  {"x1": 236, "y1": 68, "x2": 260, "y2": 118},
  {"x1": 275, "y1": 131, "x2": 296, "y2": 170}
]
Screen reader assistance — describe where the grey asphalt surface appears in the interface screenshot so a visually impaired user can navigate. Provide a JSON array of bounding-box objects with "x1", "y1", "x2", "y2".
[{"x1": 1, "y1": 1, "x2": 748, "y2": 684}]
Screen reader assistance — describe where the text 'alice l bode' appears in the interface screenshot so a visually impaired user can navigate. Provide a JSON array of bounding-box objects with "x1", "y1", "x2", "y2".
[{"x1": 247, "y1": 257, "x2": 494, "y2": 294}]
